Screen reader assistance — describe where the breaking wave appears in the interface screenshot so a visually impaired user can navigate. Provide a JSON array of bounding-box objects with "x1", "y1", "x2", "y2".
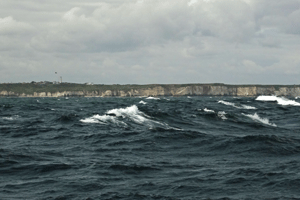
[
  {"x1": 218, "y1": 100, "x2": 256, "y2": 109},
  {"x1": 256, "y1": 96, "x2": 300, "y2": 106},
  {"x1": 2, "y1": 115, "x2": 20, "y2": 120},
  {"x1": 80, "y1": 105, "x2": 177, "y2": 130},
  {"x1": 242, "y1": 113, "x2": 277, "y2": 127},
  {"x1": 218, "y1": 111, "x2": 227, "y2": 120},
  {"x1": 204, "y1": 108, "x2": 215, "y2": 113},
  {"x1": 139, "y1": 100, "x2": 147, "y2": 105},
  {"x1": 201, "y1": 109, "x2": 227, "y2": 120},
  {"x1": 146, "y1": 97, "x2": 160, "y2": 100}
]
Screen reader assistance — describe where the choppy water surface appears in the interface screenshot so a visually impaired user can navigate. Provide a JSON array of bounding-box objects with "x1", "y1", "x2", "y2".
[{"x1": 1, "y1": 96, "x2": 300, "y2": 199}]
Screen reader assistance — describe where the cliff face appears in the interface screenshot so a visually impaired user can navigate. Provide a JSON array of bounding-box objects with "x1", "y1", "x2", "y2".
[{"x1": 1, "y1": 84, "x2": 299, "y2": 97}]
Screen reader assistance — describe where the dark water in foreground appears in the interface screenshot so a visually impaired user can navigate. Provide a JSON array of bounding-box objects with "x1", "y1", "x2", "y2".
[{"x1": 1, "y1": 96, "x2": 300, "y2": 200}]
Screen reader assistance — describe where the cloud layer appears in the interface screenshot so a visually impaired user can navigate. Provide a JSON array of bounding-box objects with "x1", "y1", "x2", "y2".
[{"x1": 1, "y1": 0, "x2": 300, "y2": 84}]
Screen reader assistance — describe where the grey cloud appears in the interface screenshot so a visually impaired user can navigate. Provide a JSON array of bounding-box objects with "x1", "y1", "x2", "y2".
[
  {"x1": 1, "y1": 0, "x2": 300, "y2": 84},
  {"x1": 30, "y1": 0, "x2": 258, "y2": 53},
  {"x1": 0, "y1": 16, "x2": 33, "y2": 35}
]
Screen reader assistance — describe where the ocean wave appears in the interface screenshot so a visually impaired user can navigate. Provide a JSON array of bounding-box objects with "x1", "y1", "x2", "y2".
[
  {"x1": 80, "y1": 105, "x2": 178, "y2": 129},
  {"x1": 106, "y1": 105, "x2": 150, "y2": 124},
  {"x1": 218, "y1": 111, "x2": 227, "y2": 120},
  {"x1": 146, "y1": 97, "x2": 160, "y2": 100},
  {"x1": 2, "y1": 115, "x2": 20, "y2": 120},
  {"x1": 80, "y1": 114, "x2": 126, "y2": 126},
  {"x1": 202, "y1": 109, "x2": 227, "y2": 120},
  {"x1": 204, "y1": 108, "x2": 215, "y2": 113},
  {"x1": 139, "y1": 100, "x2": 147, "y2": 105},
  {"x1": 218, "y1": 100, "x2": 256, "y2": 109},
  {"x1": 242, "y1": 113, "x2": 277, "y2": 127},
  {"x1": 256, "y1": 95, "x2": 300, "y2": 106}
]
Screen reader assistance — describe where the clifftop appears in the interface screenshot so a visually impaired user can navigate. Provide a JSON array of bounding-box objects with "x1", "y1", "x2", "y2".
[{"x1": 0, "y1": 83, "x2": 299, "y2": 97}]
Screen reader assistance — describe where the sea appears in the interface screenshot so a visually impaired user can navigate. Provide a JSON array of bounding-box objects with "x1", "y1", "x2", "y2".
[{"x1": 1, "y1": 95, "x2": 300, "y2": 200}]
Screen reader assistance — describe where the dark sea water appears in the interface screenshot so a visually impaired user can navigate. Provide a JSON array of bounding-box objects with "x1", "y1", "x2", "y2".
[{"x1": 1, "y1": 96, "x2": 300, "y2": 200}]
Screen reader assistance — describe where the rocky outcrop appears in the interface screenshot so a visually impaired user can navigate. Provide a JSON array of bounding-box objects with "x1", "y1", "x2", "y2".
[{"x1": 1, "y1": 84, "x2": 300, "y2": 97}]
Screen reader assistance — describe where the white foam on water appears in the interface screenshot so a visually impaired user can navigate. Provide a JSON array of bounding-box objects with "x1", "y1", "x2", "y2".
[
  {"x1": 2, "y1": 117, "x2": 15, "y2": 120},
  {"x1": 146, "y1": 97, "x2": 160, "y2": 100},
  {"x1": 80, "y1": 118, "x2": 105, "y2": 124},
  {"x1": 80, "y1": 114, "x2": 126, "y2": 125},
  {"x1": 204, "y1": 108, "x2": 215, "y2": 113},
  {"x1": 94, "y1": 114, "x2": 127, "y2": 126},
  {"x1": 187, "y1": 96, "x2": 192, "y2": 98},
  {"x1": 81, "y1": 105, "x2": 177, "y2": 129},
  {"x1": 241, "y1": 105, "x2": 257, "y2": 110},
  {"x1": 256, "y1": 95, "x2": 300, "y2": 106},
  {"x1": 139, "y1": 100, "x2": 147, "y2": 105},
  {"x1": 218, "y1": 100, "x2": 256, "y2": 110},
  {"x1": 2, "y1": 115, "x2": 19, "y2": 120},
  {"x1": 218, "y1": 100, "x2": 235, "y2": 107},
  {"x1": 106, "y1": 105, "x2": 149, "y2": 124},
  {"x1": 218, "y1": 111, "x2": 227, "y2": 120},
  {"x1": 255, "y1": 95, "x2": 277, "y2": 101},
  {"x1": 242, "y1": 113, "x2": 277, "y2": 127}
]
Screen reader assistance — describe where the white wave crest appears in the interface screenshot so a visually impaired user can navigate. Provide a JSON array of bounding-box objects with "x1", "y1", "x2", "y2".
[
  {"x1": 218, "y1": 111, "x2": 227, "y2": 120},
  {"x1": 204, "y1": 108, "x2": 215, "y2": 113},
  {"x1": 80, "y1": 117, "x2": 106, "y2": 124},
  {"x1": 256, "y1": 95, "x2": 300, "y2": 106},
  {"x1": 2, "y1": 115, "x2": 19, "y2": 120},
  {"x1": 146, "y1": 97, "x2": 160, "y2": 100},
  {"x1": 242, "y1": 113, "x2": 277, "y2": 127},
  {"x1": 218, "y1": 100, "x2": 256, "y2": 109},
  {"x1": 81, "y1": 105, "x2": 178, "y2": 130},
  {"x1": 139, "y1": 100, "x2": 147, "y2": 105},
  {"x1": 106, "y1": 105, "x2": 149, "y2": 124},
  {"x1": 80, "y1": 114, "x2": 127, "y2": 126}
]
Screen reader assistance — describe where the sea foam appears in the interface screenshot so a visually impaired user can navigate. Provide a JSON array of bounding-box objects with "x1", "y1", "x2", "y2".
[
  {"x1": 256, "y1": 96, "x2": 300, "y2": 106},
  {"x1": 242, "y1": 113, "x2": 277, "y2": 127},
  {"x1": 204, "y1": 108, "x2": 215, "y2": 113},
  {"x1": 139, "y1": 100, "x2": 147, "y2": 105},
  {"x1": 146, "y1": 97, "x2": 160, "y2": 100},
  {"x1": 81, "y1": 105, "x2": 177, "y2": 129},
  {"x1": 106, "y1": 105, "x2": 149, "y2": 124},
  {"x1": 218, "y1": 100, "x2": 256, "y2": 109},
  {"x1": 218, "y1": 111, "x2": 227, "y2": 120},
  {"x1": 2, "y1": 115, "x2": 19, "y2": 120}
]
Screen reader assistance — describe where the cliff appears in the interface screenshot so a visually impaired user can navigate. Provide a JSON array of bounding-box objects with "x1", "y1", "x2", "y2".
[{"x1": 0, "y1": 83, "x2": 299, "y2": 97}]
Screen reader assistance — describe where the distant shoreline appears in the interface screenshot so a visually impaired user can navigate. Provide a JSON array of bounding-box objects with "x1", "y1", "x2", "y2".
[{"x1": 0, "y1": 82, "x2": 299, "y2": 97}]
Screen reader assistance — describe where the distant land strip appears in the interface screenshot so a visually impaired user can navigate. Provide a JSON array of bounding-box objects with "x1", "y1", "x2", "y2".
[{"x1": 0, "y1": 82, "x2": 299, "y2": 97}]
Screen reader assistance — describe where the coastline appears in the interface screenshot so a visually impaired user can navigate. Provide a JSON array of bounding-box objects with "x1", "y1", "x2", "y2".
[
  {"x1": 0, "y1": 82, "x2": 300, "y2": 97},
  {"x1": 0, "y1": 83, "x2": 299, "y2": 97}
]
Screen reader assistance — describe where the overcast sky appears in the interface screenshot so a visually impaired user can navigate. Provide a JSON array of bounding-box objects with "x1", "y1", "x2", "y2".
[{"x1": 1, "y1": 0, "x2": 300, "y2": 84}]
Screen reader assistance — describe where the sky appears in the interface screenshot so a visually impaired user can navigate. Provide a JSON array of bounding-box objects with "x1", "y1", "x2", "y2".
[{"x1": 1, "y1": 0, "x2": 300, "y2": 84}]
